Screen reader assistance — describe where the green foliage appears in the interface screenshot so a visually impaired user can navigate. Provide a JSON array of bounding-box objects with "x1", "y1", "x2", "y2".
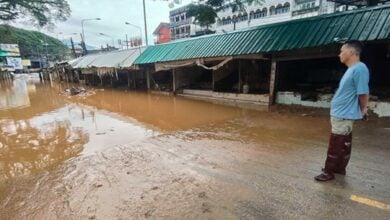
[
  {"x1": 0, "y1": 25, "x2": 70, "y2": 61},
  {"x1": 187, "y1": 4, "x2": 217, "y2": 29},
  {"x1": 0, "y1": 0, "x2": 71, "y2": 27}
]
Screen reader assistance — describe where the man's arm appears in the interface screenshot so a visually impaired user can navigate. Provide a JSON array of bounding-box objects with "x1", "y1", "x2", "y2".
[{"x1": 359, "y1": 94, "x2": 369, "y2": 117}]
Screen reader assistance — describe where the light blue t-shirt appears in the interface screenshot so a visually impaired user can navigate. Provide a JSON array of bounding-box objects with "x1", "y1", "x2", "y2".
[{"x1": 331, "y1": 62, "x2": 369, "y2": 120}]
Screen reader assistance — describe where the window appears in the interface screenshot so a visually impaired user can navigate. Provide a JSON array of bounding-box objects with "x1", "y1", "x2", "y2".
[
  {"x1": 253, "y1": 8, "x2": 267, "y2": 19},
  {"x1": 249, "y1": 11, "x2": 254, "y2": 20},
  {"x1": 175, "y1": 16, "x2": 179, "y2": 22},
  {"x1": 222, "y1": 17, "x2": 232, "y2": 25},
  {"x1": 181, "y1": 14, "x2": 185, "y2": 21},
  {"x1": 270, "y1": 6, "x2": 275, "y2": 15},
  {"x1": 254, "y1": 9, "x2": 260, "y2": 19},
  {"x1": 283, "y1": 2, "x2": 290, "y2": 13},
  {"x1": 232, "y1": 15, "x2": 237, "y2": 23},
  {"x1": 237, "y1": 13, "x2": 248, "y2": 22},
  {"x1": 275, "y1": 4, "x2": 284, "y2": 14},
  {"x1": 262, "y1": 8, "x2": 268, "y2": 17}
]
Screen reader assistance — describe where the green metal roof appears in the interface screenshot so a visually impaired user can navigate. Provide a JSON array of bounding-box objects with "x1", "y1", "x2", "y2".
[{"x1": 135, "y1": 5, "x2": 390, "y2": 64}]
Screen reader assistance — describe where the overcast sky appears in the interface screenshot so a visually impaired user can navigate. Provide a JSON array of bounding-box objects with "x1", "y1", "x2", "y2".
[{"x1": 11, "y1": 0, "x2": 193, "y2": 48}]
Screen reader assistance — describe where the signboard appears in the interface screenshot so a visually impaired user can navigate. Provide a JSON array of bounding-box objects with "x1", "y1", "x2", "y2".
[
  {"x1": 22, "y1": 59, "x2": 31, "y2": 67},
  {"x1": 0, "y1": 44, "x2": 21, "y2": 57},
  {"x1": 6, "y1": 57, "x2": 23, "y2": 69}
]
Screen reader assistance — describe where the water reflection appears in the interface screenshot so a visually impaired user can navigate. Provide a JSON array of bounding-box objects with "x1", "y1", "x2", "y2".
[
  {"x1": 0, "y1": 79, "x2": 89, "y2": 180},
  {"x1": 0, "y1": 118, "x2": 89, "y2": 180},
  {"x1": 75, "y1": 90, "x2": 245, "y2": 131},
  {"x1": 0, "y1": 78, "x2": 290, "y2": 182},
  {"x1": 0, "y1": 79, "x2": 34, "y2": 110},
  {"x1": 0, "y1": 78, "x2": 66, "y2": 119}
]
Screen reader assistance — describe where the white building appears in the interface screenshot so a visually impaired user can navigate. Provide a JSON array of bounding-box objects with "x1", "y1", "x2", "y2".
[
  {"x1": 169, "y1": 5, "x2": 206, "y2": 40},
  {"x1": 214, "y1": 0, "x2": 336, "y2": 33},
  {"x1": 291, "y1": 0, "x2": 336, "y2": 19},
  {"x1": 169, "y1": 0, "x2": 337, "y2": 40}
]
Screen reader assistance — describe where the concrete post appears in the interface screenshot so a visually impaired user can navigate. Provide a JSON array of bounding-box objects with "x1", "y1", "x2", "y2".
[
  {"x1": 172, "y1": 69, "x2": 176, "y2": 93},
  {"x1": 127, "y1": 72, "x2": 131, "y2": 88},
  {"x1": 146, "y1": 69, "x2": 150, "y2": 90},
  {"x1": 269, "y1": 60, "x2": 278, "y2": 106},
  {"x1": 238, "y1": 60, "x2": 241, "y2": 93},
  {"x1": 212, "y1": 70, "x2": 215, "y2": 91},
  {"x1": 133, "y1": 72, "x2": 136, "y2": 89}
]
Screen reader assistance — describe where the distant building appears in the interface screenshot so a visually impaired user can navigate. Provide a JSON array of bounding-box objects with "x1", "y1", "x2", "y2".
[
  {"x1": 170, "y1": 0, "x2": 366, "y2": 38},
  {"x1": 291, "y1": 0, "x2": 336, "y2": 19},
  {"x1": 214, "y1": 0, "x2": 337, "y2": 33},
  {"x1": 153, "y1": 23, "x2": 171, "y2": 44},
  {"x1": 169, "y1": 5, "x2": 206, "y2": 40}
]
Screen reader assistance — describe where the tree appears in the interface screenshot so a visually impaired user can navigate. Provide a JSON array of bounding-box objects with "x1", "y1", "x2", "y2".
[
  {"x1": 186, "y1": 0, "x2": 263, "y2": 30},
  {"x1": 187, "y1": 4, "x2": 217, "y2": 30},
  {"x1": 0, "y1": 25, "x2": 70, "y2": 61},
  {"x1": 0, "y1": 0, "x2": 71, "y2": 27}
]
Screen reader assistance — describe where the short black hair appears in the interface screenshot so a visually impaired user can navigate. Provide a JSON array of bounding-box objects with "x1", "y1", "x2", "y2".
[{"x1": 344, "y1": 40, "x2": 364, "y2": 55}]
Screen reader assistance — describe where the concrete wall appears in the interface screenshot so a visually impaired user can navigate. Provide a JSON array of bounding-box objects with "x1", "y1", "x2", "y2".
[
  {"x1": 369, "y1": 101, "x2": 390, "y2": 118},
  {"x1": 276, "y1": 91, "x2": 332, "y2": 108},
  {"x1": 182, "y1": 89, "x2": 212, "y2": 97},
  {"x1": 182, "y1": 89, "x2": 269, "y2": 105},
  {"x1": 277, "y1": 92, "x2": 390, "y2": 117}
]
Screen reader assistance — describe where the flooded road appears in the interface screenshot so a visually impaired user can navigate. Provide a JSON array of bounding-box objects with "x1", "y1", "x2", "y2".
[{"x1": 1, "y1": 78, "x2": 389, "y2": 219}]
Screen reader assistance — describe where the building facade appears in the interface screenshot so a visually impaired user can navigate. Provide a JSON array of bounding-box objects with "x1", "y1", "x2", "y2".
[
  {"x1": 214, "y1": 0, "x2": 336, "y2": 33},
  {"x1": 153, "y1": 23, "x2": 172, "y2": 44},
  {"x1": 291, "y1": 0, "x2": 336, "y2": 19},
  {"x1": 169, "y1": 5, "x2": 205, "y2": 40},
  {"x1": 170, "y1": 1, "x2": 337, "y2": 40}
]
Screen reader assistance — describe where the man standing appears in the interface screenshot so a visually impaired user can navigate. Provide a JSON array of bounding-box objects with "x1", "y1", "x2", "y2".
[{"x1": 315, "y1": 40, "x2": 369, "y2": 182}]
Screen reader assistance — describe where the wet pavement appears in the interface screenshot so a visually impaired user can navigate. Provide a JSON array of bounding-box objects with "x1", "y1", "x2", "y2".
[{"x1": 0, "y1": 78, "x2": 389, "y2": 219}]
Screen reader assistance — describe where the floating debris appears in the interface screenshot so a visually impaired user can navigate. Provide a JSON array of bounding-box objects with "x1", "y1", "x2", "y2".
[{"x1": 60, "y1": 87, "x2": 95, "y2": 97}]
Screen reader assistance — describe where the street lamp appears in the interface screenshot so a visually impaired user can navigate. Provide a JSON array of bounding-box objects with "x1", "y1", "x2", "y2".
[
  {"x1": 81, "y1": 18, "x2": 101, "y2": 55},
  {"x1": 125, "y1": 21, "x2": 143, "y2": 47},
  {"x1": 98, "y1": 33, "x2": 115, "y2": 49}
]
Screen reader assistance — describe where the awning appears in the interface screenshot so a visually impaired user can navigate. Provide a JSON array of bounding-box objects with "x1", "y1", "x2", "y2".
[{"x1": 70, "y1": 47, "x2": 145, "y2": 69}]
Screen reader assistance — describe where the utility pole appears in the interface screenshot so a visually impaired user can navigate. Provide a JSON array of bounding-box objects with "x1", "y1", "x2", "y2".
[
  {"x1": 44, "y1": 35, "x2": 49, "y2": 67},
  {"x1": 81, "y1": 18, "x2": 101, "y2": 55},
  {"x1": 143, "y1": 0, "x2": 149, "y2": 46},
  {"x1": 70, "y1": 37, "x2": 77, "y2": 57}
]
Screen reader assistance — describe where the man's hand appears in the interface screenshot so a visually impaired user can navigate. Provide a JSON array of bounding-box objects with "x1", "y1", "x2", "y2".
[{"x1": 362, "y1": 112, "x2": 368, "y2": 121}]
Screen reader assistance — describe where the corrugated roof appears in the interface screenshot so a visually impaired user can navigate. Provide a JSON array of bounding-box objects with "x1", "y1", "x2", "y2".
[
  {"x1": 135, "y1": 5, "x2": 390, "y2": 64},
  {"x1": 71, "y1": 47, "x2": 145, "y2": 68},
  {"x1": 72, "y1": 54, "x2": 99, "y2": 68}
]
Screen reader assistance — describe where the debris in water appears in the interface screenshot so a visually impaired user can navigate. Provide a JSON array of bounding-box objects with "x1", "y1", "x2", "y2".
[
  {"x1": 60, "y1": 87, "x2": 95, "y2": 97},
  {"x1": 93, "y1": 183, "x2": 103, "y2": 188}
]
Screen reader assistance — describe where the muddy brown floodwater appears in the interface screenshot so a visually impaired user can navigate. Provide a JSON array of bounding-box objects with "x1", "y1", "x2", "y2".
[{"x1": 1, "y1": 78, "x2": 389, "y2": 219}]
